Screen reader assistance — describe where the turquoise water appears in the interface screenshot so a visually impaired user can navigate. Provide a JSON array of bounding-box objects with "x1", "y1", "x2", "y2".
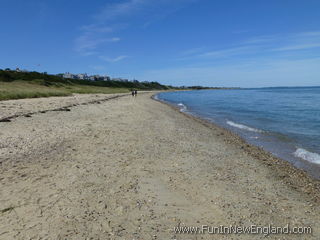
[{"x1": 157, "y1": 87, "x2": 320, "y2": 178}]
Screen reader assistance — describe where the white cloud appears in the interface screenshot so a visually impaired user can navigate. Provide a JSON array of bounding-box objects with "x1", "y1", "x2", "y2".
[
  {"x1": 95, "y1": 0, "x2": 148, "y2": 21},
  {"x1": 80, "y1": 24, "x2": 113, "y2": 33},
  {"x1": 176, "y1": 31, "x2": 320, "y2": 61},
  {"x1": 74, "y1": 35, "x2": 121, "y2": 55},
  {"x1": 99, "y1": 55, "x2": 129, "y2": 62},
  {"x1": 74, "y1": 0, "x2": 195, "y2": 57},
  {"x1": 132, "y1": 31, "x2": 320, "y2": 87},
  {"x1": 271, "y1": 31, "x2": 320, "y2": 51},
  {"x1": 137, "y1": 57, "x2": 320, "y2": 87},
  {"x1": 95, "y1": 0, "x2": 195, "y2": 22},
  {"x1": 295, "y1": 31, "x2": 320, "y2": 37},
  {"x1": 272, "y1": 43, "x2": 320, "y2": 51},
  {"x1": 198, "y1": 46, "x2": 261, "y2": 58},
  {"x1": 110, "y1": 37, "x2": 121, "y2": 42},
  {"x1": 242, "y1": 35, "x2": 278, "y2": 44},
  {"x1": 74, "y1": 0, "x2": 148, "y2": 56}
]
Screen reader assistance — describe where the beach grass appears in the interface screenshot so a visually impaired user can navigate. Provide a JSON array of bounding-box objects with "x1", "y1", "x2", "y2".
[{"x1": 0, "y1": 80, "x2": 129, "y2": 101}]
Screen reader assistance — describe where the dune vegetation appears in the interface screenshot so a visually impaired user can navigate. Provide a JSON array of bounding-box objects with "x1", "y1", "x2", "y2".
[{"x1": 0, "y1": 69, "x2": 170, "y2": 101}]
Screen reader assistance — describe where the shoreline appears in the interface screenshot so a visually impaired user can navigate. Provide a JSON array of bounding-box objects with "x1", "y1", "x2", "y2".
[
  {"x1": 152, "y1": 94, "x2": 320, "y2": 203},
  {"x1": 155, "y1": 89, "x2": 320, "y2": 180},
  {"x1": 1, "y1": 92, "x2": 320, "y2": 239}
]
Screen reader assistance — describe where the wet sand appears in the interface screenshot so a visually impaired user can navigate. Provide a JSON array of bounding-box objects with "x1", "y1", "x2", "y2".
[{"x1": 0, "y1": 92, "x2": 319, "y2": 239}]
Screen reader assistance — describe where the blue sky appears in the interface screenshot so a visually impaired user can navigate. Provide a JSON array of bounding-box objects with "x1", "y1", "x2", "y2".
[{"x1": 1, "y1": 0, "x2": 320, "y2": 87}]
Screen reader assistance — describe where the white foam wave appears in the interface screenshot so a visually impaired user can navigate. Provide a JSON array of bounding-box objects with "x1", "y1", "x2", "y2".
[
  {"x1": 177, "y1": 103, "x2": 187, "y2": 112},
  {"x1": 226, "y1": 120, "x2": 263, "y2": 133},
  {"x1": 153, "y1": 94, "x2": 159, "y2": 100},
  {"x1": 293, "y1": 148, "x2": 320, "y2": 164}
]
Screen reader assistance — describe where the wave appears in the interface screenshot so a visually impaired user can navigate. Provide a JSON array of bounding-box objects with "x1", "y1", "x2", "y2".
[
  {"x1": 293, "y1": 148, "x2": 320, "y2": 164},
  {"x1": 177, "y1": 103, "x2": 187, "y2": 112},
  {"x1": 226, "y1": 120, "x2": 263, "y2": 133}
]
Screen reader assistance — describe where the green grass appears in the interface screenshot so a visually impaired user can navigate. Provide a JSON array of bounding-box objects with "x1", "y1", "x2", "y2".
[{"x1": 0, "y1": 80, "x2": 130, "y2": 101}]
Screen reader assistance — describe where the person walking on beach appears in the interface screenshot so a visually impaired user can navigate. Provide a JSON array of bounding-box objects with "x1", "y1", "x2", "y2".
[
  {"x1": 131, "y1": 90, "x2": 135, "y2": 97},
  {"x1": 134, "y1": 90, "x2": 137, "y2": 96}
]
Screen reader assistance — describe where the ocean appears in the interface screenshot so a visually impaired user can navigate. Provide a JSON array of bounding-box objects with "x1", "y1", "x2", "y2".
[{"x1": 156, "y1": 87, "x2": 320, "y2": 179}]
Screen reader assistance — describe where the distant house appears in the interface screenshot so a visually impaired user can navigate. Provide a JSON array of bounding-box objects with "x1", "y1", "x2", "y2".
[
  {"x1": 14, "y1": 68, "x2": 29, "y2": 73},
  {"x1": 76, "y1": 73, "x2": 89, "y2": 80},
  {"x1": 103, "y1": 76, "x2": 111, "y2": 81},
  {"x1": 63, "y1": 72, "x2": 74, "y2": 79},
  {"x1": 61, "y1": 72, "x2": 114, "y2": 82},
  {"x1": 94, "y1": 75, "x2": 104, "y2": 81}
]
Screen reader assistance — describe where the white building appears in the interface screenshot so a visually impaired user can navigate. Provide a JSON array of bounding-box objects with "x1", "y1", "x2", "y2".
[{"x1": 63, "y1": 72, "x2": 74, "y2": 79}]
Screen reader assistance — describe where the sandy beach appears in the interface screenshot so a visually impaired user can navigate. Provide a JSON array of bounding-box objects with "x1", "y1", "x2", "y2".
[{"x1": 0, "y1": 92, "x2": 320, "y2": 240}]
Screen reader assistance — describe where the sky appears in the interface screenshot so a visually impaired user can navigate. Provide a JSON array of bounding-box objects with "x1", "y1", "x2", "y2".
[{"x1": 1, "y1": 0, "x2": 320, "y2": 87}]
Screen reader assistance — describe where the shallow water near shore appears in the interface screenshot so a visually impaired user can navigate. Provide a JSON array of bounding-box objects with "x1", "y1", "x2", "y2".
[{"x1": 157, "y1": 87, "x2": 320, "y2": 179}]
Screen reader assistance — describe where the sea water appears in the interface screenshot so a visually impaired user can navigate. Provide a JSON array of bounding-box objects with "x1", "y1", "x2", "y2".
[{"x1": 157, "y1": 87, "x2": 320, "y2": 178}]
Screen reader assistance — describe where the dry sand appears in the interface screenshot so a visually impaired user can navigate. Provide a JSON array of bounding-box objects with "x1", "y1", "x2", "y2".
[{"x1": 0, "y1": 92, "x2": 319, "y2": 240}]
